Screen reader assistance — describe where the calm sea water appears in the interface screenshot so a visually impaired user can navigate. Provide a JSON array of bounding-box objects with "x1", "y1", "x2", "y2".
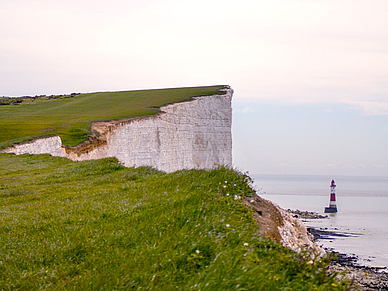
[{"x1": 251, "y1": 174, "x2": 388, "y2": 269}]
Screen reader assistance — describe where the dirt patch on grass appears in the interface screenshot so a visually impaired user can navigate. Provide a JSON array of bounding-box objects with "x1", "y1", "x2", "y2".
[{"x1": 243, "y1": 195, "x2": 284, "y2": 243}]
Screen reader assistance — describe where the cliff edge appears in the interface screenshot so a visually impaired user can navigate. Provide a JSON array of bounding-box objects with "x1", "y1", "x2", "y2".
[
  {"x1": 1, "y1": 87, "x2": 233, "y2": 173},
  {"x1": 245, "y1": 196, "x2": 324, "y2": 258}
]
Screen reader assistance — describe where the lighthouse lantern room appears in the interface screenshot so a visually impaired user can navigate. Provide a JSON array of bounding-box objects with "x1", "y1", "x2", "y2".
[{"x1": 324, "y1": 180, "x2": 338, "y2": 213}]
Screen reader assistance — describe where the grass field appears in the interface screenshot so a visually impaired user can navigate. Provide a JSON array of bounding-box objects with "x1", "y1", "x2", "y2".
[
  {"x1": 0, "y1": 86, "x2": 226, "y2": 149},
  {"x1": 0, "y1": 154, "x2": 349, "y2": 290}
]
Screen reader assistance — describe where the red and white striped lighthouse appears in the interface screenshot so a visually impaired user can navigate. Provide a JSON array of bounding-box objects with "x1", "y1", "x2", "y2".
[{"x1": 324, "y1": 180, "x2": 338, "y2": 213}]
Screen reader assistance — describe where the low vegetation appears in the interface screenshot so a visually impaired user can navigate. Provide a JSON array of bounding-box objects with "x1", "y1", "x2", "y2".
[
  {"x1": 0, "y1": 86, "x2": 226, "y2": 149},
  {"x1": 0, "y1": 154, "x2": 348, "y2": 290}
]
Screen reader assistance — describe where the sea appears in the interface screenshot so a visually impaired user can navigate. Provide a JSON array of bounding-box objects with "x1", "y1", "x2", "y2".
[{"x1": 251, "y1": 174, "x2": 388, "y2": 270}]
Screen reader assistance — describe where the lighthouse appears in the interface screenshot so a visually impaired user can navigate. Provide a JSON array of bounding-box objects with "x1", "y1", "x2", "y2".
[{"x1": 324, "y1": 180, "x2": 338, "y2": 213}]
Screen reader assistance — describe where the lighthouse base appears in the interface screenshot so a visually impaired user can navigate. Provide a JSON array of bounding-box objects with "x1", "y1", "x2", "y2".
[{"x1": 324, "y1": 206, "x2": 337, "y2": 213}]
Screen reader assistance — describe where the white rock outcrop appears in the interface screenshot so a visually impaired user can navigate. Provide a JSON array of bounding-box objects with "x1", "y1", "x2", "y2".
[
  {"x1": 245, "y1": 196, "x2": 324, "y2": 258},
  {"x1": 277, "y1": 207, "x2": 325, "y2": 257},
  {"x1": 1, "y1": 88, "x2": 233, "y2": 173},
  {"x1": 1, "y1": 136, "x2": 65, "y2": 157}
]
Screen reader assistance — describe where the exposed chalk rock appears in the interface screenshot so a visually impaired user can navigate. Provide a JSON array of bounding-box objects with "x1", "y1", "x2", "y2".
[
  {"x1": 245, "y1": 196, "x2": 325, "y2": 258},
  {"x1": 0, "y1": 136, "x2": 66, "y2": 157},
  {"x1": 1, "y1": 88, "x2": 233, "y2": 173},
  {"x1": 277, "y1": 206, "x2": 325, "y2": 257}
]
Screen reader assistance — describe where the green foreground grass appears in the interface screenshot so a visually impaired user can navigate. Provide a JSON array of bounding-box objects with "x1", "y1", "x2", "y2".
[
  {"x1": 0, "y1": 86, "x2": 225, "y2": 149},
  {"x1": 0, "y1": 154, "x2": 348, "y2": 290}
]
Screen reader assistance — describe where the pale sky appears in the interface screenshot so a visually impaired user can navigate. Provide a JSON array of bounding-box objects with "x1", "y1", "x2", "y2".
[{"x1": 1, "y1": 0, "x2": 387, "y2": 176}]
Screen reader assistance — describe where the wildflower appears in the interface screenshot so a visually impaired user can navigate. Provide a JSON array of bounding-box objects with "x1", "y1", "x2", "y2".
[
  {"x1": 225, "y1": 224, "x2": 230, "y2": 228},
  {"x1": 223, "y1": 185, "x2": 227, "y2": 188},
  {"x1": 226, "y1": 193, "x2": 229, "y2": 196},
  {"x1": 243, "y1": 243, "x2": 249, "y2": 246},
  {"x1": 195, "y1": 250, "x2": 200, "y2": 254},
  {"x1": 234, "y1": 184, "x2": 237, "y2": 187},
  {"x1": 225, "y1": 181, "x2": 228, "y2": 184}
]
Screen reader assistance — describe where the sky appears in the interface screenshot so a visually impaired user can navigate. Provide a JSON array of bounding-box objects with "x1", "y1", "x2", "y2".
[{"x1": 1, "y1": 0, "x2": 387, "y2": 176}]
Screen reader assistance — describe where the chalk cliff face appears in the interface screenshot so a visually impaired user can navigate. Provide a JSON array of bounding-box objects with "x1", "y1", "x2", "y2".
[{"x1": 1, "y1": 88, "x2": 233, "y2": 173}]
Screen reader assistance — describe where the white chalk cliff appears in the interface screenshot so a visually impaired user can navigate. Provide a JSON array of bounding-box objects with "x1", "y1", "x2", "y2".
[{"x1": 1, "y1": 88, "x2": 233, "y2": 173}]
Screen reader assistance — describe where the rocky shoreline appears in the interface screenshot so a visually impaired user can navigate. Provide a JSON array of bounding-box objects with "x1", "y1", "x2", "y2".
[
  {"x1": 287, "y1": 210, "x2": 388, "y2": 290},
  {"x1": 287, "y1": 209, "x2": 329, "y2": 219},
  {"x1": 327, "y1": 249, "x2": 388, "y2": 290}
]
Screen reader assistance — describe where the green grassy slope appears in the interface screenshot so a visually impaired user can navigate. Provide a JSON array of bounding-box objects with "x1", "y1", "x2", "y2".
[
  {"x1": 0, "y1": 86, "x2": 226, "y2": 149},
  {"x1": 0, "y1": 154, "x2": 348, "y2": 290}
]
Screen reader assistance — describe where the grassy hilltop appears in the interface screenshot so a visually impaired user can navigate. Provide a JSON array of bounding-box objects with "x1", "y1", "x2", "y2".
[
  {"x1": 0, "y1": 154, "x2": 348, "y2": 290},
  {"x1": 0, "y1": 86, "x2": 226, "y2": 149}
]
